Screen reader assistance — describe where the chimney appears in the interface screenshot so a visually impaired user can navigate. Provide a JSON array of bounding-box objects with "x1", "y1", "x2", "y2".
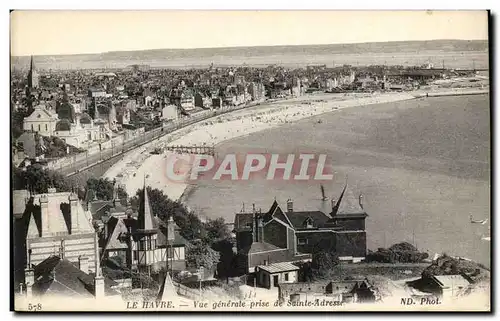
[
  {"x1": 167, "y1": 216, "x2": 175, "y2": 243},
  {"x1": 79, "y1": 256, "x2": 89, "y2": 273},
  {"x1": 59, "y1": 239, "x2": 66, "y2": 259},
  {"x1": 69, "y1": 192, "x2": 79, "y2": 234},
  {"x1": 27, "y1": 248, "x2": 32, "y2": 269},
  {"x1": 93, "y1": 231, "x2": 105, "y2": 299},
  {"x1": 257, "y1": 218, "x2": 264, "y2": 243},
  {"x1": 359, "y1": 194, "x2": 364, "y2": 210},
  {"x1": 287, "y1": 199, "x2": 293, "y2": 213},
  {"x1": 252, "y1": 204, "x2": 257, "y2": 243},
  {"x1": 25, "y1": 267, "x2": 34, "y2": 298},
  {"x1": 40, "y1": 194, "x2": 49, "y2": 237}
]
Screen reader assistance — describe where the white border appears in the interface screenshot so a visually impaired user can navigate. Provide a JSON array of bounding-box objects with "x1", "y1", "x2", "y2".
[{"x1": 1, "y1": 1, "x2": 497, "y2": 320}]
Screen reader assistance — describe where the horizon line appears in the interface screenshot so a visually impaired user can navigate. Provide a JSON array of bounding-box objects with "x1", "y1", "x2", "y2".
[{"x1": 11, "y1": 38, "x2": 488, "y2": 58}]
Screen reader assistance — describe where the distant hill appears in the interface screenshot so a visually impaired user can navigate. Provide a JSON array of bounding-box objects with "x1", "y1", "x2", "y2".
[{"x1": 11, "y1": 39, "x2": 488, "y2": 71}]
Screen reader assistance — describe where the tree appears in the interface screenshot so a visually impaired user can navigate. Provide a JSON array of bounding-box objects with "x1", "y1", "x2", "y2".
[
  {"x1": 86, "y1": 177, "x2": 127, "y2": 201},
  {"x1": 11, "y1": 109, "x2": 31, "y2": 139},
  {"x1": 13, "y1": 165, "x2": 71, "y2": 193},
  {"x1": 204, "y1": 217, "x2": 231, "y2": 243},
  {"x1": 312, "y1": 249, "x2": 339, "y2": 274},
  {"x1": 185, "y1": 240, "x2": 220, "y2": 271}
]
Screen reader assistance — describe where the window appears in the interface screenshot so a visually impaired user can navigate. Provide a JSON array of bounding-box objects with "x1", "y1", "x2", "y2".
[
  {"x1": 133, "y1": 251, "x2": 137, "y2": 260},
  {"x1": 284, "y1": 273, "x2": 289, "y2": 281},
  {"x1": 38, "y1": 124, "x2": 40, "y2": 131},
  {"x1": 298, "y1": 238, "x2": 308, "y2": 245},
  {"x1": 45, "y1": 124, "x2": 48, "y2": 131},
  {"x1": 31, "y1": 124, "x2": 34, "y2": 131}
]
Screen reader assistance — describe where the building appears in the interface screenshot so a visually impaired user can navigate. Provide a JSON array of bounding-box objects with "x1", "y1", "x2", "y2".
[
  {"x1": 14, "y1": 188, "x2": 98, "y2": 281},
  {"x1": 53, "y1": 114, "x2": 102, "y2": 149},
  {"x1": 255, "y1": 262, "x2": 300, "y2": 289},
  {"x1": 23, "y1": 250, "x2": 120, "y2": 299},
  {"x1": 409, "y1": 274, "x2": 472, "y2": 299},
  {"x1": 278, "y1": 279, "x2": 377, "y2": 304},
  {"x1": 16, "y1": 132, "x2": 38, "y2": 158},
  {"x1": 162, "y1": 104, "x2": 179, "y2": 121},
  {"x1": 23, "y1": 105, "x2": 59, "y2": 136},
  {"x1": 234, "y1": 183, "x2": 368, "y2": 272},
  {"x1": 96, "y1": 185, "x2": 187, "y2": 273},
  {"x1": 88, "y1": 87, "x2": 107, "y2": 98},
  {"x1": 180, "y1": 90, "x2": 195, "y2": 111},
  {"x1": 212, "y1": 97, "x2": 223, "y2": 109},
  {"x1": 234, "y1": 205, "x2": 311, "y2": 276},
  {"x1": 194, "y1": 92, "x2": 211, "y2": 109}
]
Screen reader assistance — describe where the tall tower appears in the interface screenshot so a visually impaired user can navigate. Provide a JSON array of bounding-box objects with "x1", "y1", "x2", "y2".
[
  {"x1": 133, "y1": 183, "x2": 158, "y2": 271},
  {"x1": 28, "y1": 56, "x2": 39, "y2": 90}
]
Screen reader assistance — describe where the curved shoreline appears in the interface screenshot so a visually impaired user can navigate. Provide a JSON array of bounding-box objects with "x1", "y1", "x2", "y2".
[{"x1": 103, "y1": 89, "x2": 488, "y2": 204}]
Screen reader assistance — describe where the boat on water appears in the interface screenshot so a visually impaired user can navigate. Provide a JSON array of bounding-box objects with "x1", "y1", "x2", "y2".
[
  {"x1": 320, "y1": 184, "x2": 327, "y2": 201},
  {"x1": 470, "y1": 214, "x2": 488, "y2": 225}
]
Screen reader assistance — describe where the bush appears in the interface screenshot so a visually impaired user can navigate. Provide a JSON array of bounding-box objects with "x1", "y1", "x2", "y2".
[{"x1": 366, "y1": 242, "x2": 429, "y2": 264}]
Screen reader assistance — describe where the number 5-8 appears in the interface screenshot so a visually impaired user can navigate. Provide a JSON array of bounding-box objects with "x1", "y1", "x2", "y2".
[{"x1": 28, "y1": 303, "x2": 42, "y2": 311}]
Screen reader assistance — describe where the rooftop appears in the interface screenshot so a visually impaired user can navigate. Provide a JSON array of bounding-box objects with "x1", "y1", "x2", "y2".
[{"x1": 257, "y1": 262, "x2": 300, "y2": 274}]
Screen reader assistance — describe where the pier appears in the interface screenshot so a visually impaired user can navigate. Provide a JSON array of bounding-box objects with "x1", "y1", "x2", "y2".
[{"x1": 165, "y1": 145, "x2": 216, "y2": 156}]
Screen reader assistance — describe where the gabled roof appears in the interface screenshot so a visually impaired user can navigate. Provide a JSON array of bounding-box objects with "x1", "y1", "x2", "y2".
[
  {"x1": 157, "y1": 273, "x2": 178, "y2": 301},
  {"x1": 103, "y1": 217, "x2": 129, "y2": 251},
  {"x1": 285, "y1": 211, "x2": 331, "y2": 229},
  {"x1": 137, "y1": 186, "x2": 156, "y2": 232},
  {"x1": 432, "y1": 275, "x2": 470, "y2": 289},
  {"x1": 24, "y1": 105, "x2": 58, "y2": 121},
  {"x1": 33, "y1": 256, "x2": 119, "y2": 298},
  {"x1": 336, "y1": 186, "x2": 364, "y2": 215},
  {"x1": 257, "y1": 262, "x2": 300, "y2": 274},
  {"x1": 26, "y1": 192, "x2": 94, "y2": 238},
  {"x1": 259, "y1": 262, "x2": 300, "y2": 273},
  {"x1": 155, "y1": 217, "x2": 187, "y2": 247},
  {"x1": 240, "y1": 241, "x2": 281, "y2": 255}
]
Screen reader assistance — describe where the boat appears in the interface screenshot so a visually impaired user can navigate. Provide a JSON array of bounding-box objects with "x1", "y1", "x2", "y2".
[
  {"x1": 320, "y1": 184, "x2": 327, "y2": 201},
  {"x1": 470, "y1": 214, "x2": 488, "y2": 225}
]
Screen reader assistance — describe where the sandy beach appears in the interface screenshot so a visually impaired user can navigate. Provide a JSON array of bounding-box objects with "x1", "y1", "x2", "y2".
[{"x1": 103, "y1": 91, "x2": 417, "y2": 200}]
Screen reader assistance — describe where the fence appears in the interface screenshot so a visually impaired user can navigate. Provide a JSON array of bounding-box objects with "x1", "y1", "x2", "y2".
[{"x1": 51, "y1": 100, "x2": 264, "y2": 177}]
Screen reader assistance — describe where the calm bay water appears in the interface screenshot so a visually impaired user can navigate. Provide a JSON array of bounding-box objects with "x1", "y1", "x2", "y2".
[{"x1": 185, "y1": 95, "x2": 491, "y2": 266}]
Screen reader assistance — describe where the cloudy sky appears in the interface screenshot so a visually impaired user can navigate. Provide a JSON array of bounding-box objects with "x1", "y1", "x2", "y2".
[{"x1": 10, "y1": 10, "x2": 488, "y2": 56}]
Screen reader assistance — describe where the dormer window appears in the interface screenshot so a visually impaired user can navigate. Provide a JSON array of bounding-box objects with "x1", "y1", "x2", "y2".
[{"x1": 304, "y1": 217, "x2": 314, "y2": 228}]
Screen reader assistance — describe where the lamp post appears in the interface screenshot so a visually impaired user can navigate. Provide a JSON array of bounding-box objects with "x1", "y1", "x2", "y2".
[{"x1": 198, "y1": 265, "x2": 204, "y2": 300}]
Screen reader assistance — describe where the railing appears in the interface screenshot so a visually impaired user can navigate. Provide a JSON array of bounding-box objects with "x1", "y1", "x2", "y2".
[{"x1": 60, "y1": 100, "x2": 266, "y2": 177}]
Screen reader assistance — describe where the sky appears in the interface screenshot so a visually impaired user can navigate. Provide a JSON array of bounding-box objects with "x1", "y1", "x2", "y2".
[{"x1": 10, "y1": 10, "x2": 489, "y2": 56}]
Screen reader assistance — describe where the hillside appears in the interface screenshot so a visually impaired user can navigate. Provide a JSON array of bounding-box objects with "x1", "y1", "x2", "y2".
[{"x1": 11, "y1": 39, "x2": 488, "y2": 71}]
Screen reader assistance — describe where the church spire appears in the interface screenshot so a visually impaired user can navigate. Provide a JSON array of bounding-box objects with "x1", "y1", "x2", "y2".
[
  {"x1": 138, "y1": 178, "x2": 155, "y2": 231},
  {"x1": 28, "y1": 55, "x2": 39, "y2": 90},
  {"x1": 331, "y1": 181, "x2": 347, "y2": 216}
]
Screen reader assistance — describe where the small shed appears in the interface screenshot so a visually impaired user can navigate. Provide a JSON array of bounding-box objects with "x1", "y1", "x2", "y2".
[{"x1": 255, "y1": 262, "x2": 299, "y2": 289}]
